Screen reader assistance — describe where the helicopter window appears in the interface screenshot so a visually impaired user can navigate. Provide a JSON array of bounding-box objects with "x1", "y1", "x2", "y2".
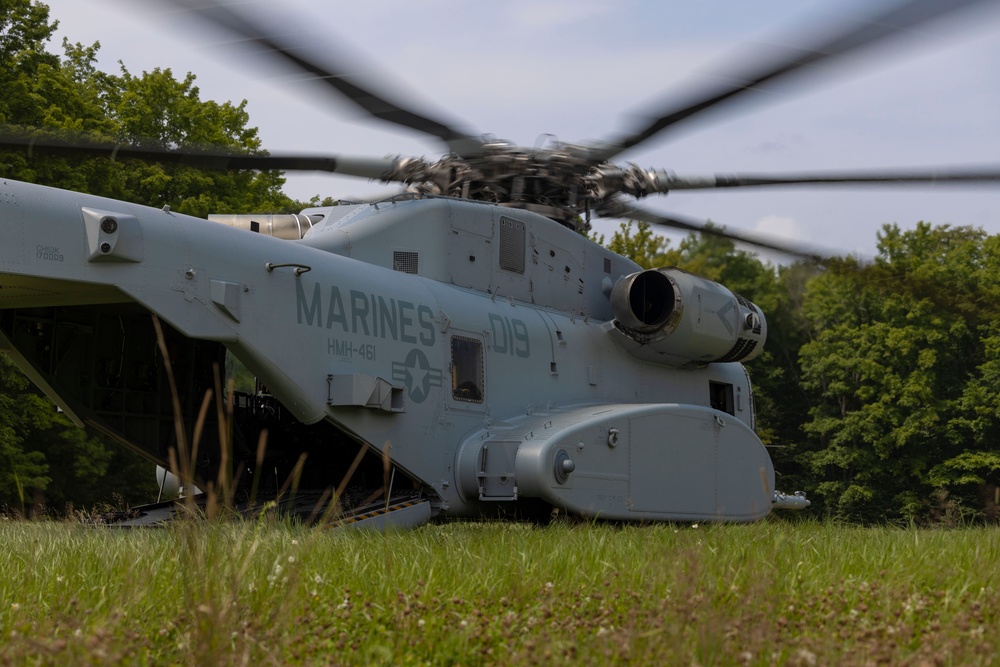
[
  {"x1": 393, "y1": 251, "x2": 419, "y2": 274},
  {"x1": 709, "y1": 381, "x2": 735, "y2": 416},
  {"x1": 451, "y1": 336, "x2": 484, "y2": 403},
  {"x1": 499, "y1": 217, "x2": 525, "y2": 274}
]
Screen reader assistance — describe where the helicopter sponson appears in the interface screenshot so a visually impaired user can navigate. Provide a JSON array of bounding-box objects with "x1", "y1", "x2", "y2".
[{"x1": 0, "y1": 179, "x2": 806, "y2": 526}]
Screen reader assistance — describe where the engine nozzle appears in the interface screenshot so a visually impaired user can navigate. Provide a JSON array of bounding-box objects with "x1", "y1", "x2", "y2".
[{"x1": 609, "y1": 268, "x2": 767, "y2": 367}]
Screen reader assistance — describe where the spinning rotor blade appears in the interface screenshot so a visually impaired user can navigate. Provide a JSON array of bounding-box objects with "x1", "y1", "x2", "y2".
[
  {"x1": 614, "y1": 165, "x2": 1000, "y2": 195},
  {"x1": 0, "y1": 134, "x2": 400, "y2": 181},
  {"x1": 162, "y1": 0, "x2": 482, "y2": 156},
  {"x1": 592, "y1": 0, "x2": 996, "y2": 162},
  {"x1": 601, "y1": 197, "x2": 833, "y2": 261}
]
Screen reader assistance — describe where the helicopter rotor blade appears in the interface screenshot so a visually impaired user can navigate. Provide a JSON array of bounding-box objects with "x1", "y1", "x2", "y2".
[
  {"x1": 598, "y1": 196, "x2": 835, "y2": 261},
  {"x1": 0, "y1": 133, "x2": 403, "y2": 181},
  {"x1": 591, "y1": 0, "x2": 997, "y2": 163},
  {"x1": 601, "y1": 164, "x2": 1000, "y2": 196},
  {"x1": 663, "y1": 167, "x2": 1000, "y2": 191},
  {"x1": 161, "y1": 0, "x2": 483, "y2": 156}
]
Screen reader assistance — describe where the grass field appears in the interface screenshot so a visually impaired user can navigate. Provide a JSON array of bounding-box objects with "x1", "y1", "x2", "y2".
[{"x1": 1, "y1": 517, "x2": 998, "y2": 666}]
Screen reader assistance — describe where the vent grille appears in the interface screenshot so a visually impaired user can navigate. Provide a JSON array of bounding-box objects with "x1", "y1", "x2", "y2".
[
  {"x1": 604, "y1": 257, "x2": 612, "y2": 274},
  {"x1": 393, "y1": 251, "x2": 419, "y2": 274},
  {"x1": 499, "y1": 217, "x2": 526, "y2": 274},
  {"x1": 717, "y1": 338, "x2": 758, "y2": 363}
]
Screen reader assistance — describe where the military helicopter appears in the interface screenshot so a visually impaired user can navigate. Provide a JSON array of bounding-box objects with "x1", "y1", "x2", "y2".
[{"x1": 0, "y1": 0, "x2": 998, "y2": 527}]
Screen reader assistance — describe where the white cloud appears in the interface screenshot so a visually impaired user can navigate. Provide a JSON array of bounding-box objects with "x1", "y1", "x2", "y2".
[
  {"x1": 506, "y1": 0, "x2": 622, "y2": 30},
  {"x1": 754, "y1": 214, "x2": 801, "y2": 240}
]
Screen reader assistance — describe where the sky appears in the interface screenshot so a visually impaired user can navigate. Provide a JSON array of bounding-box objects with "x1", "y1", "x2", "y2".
[{"x1": 39, "y1": 0, "x2": 1000, "y2": 259}]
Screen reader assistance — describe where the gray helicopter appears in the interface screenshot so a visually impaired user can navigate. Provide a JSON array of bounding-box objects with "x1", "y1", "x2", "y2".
[{"x1": 1, "y1": 0, "x2": 998, "y2": 527}]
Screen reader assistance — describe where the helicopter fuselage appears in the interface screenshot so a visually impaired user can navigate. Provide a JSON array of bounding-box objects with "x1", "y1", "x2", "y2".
[{"x1": 0, "y1": 178, "x2": 793, "y2": 523}]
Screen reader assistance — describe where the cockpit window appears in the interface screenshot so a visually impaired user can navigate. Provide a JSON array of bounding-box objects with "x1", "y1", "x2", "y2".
[{"x1": 451, "y1": 336, "x2": 484, "y2": 403}]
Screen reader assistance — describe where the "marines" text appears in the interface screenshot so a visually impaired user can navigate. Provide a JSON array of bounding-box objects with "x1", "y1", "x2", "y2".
[{"x1": 296, "y1": 282, "x2": 435, "y2": 346}]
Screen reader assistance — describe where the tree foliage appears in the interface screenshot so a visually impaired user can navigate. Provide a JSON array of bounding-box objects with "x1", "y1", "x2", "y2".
[
  {"x1": 794, "y1": 224, "x2": 994, "y2": 521},
  {"x1": 0, "y1": 0, "x2": 298, "y2": 216}
]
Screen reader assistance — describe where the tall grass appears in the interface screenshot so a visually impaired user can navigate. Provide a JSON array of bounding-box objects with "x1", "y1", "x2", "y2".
[{"x1": 1, "y1": 519, "x2": 998, "y2": 666}]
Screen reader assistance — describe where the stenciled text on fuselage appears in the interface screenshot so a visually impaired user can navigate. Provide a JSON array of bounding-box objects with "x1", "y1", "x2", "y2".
[{"x1": 296, "y1": 281, "x2": 435, "y2": 346}]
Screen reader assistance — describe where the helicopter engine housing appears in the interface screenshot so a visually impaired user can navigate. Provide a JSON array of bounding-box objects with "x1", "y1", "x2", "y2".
[{"x1": 608, "y1": 268, "x2": 766, "y2": 367}]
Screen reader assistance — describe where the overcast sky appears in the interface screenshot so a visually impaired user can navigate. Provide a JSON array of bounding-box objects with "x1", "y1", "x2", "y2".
[{"x1": 40, "y1": 0, "x2": 1000, "y2": 258}]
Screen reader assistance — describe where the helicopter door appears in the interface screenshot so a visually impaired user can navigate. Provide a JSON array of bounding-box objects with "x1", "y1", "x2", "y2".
[
  {"x1": 450, "y1": 334, "x2": 485, "y2": 405},
  {"x1": 709, "y1": 381, "x2": 735, "y2": 416}
]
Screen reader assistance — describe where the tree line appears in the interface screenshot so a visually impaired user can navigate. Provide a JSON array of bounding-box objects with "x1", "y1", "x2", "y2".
[{"x1": 2, "y1": 1, "x2": 997, "y2": 522}]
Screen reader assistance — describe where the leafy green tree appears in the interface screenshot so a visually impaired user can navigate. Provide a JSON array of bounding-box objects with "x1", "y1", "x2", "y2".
[
  {"x1": 927, "y1": 233, "x2": 1000, "y2": 520},
  {"x1": 596, "y1": 221, "x2": 675, "y2": 269},
  {"x1": 0, "y1": 354, "x2": 106, "y2": 512},
  {"x1": 0, "y1": 0, "x2": 60, "y2": 127},
  {"x1": 798, "y1": 223, "x2": 996, "y2": 522},
  {"x1": 0, "y1": 2, "x2": 298, "y2": 216},
  {"x1": 97, "y1": 65, "x2": 292, "y2": 216}
]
